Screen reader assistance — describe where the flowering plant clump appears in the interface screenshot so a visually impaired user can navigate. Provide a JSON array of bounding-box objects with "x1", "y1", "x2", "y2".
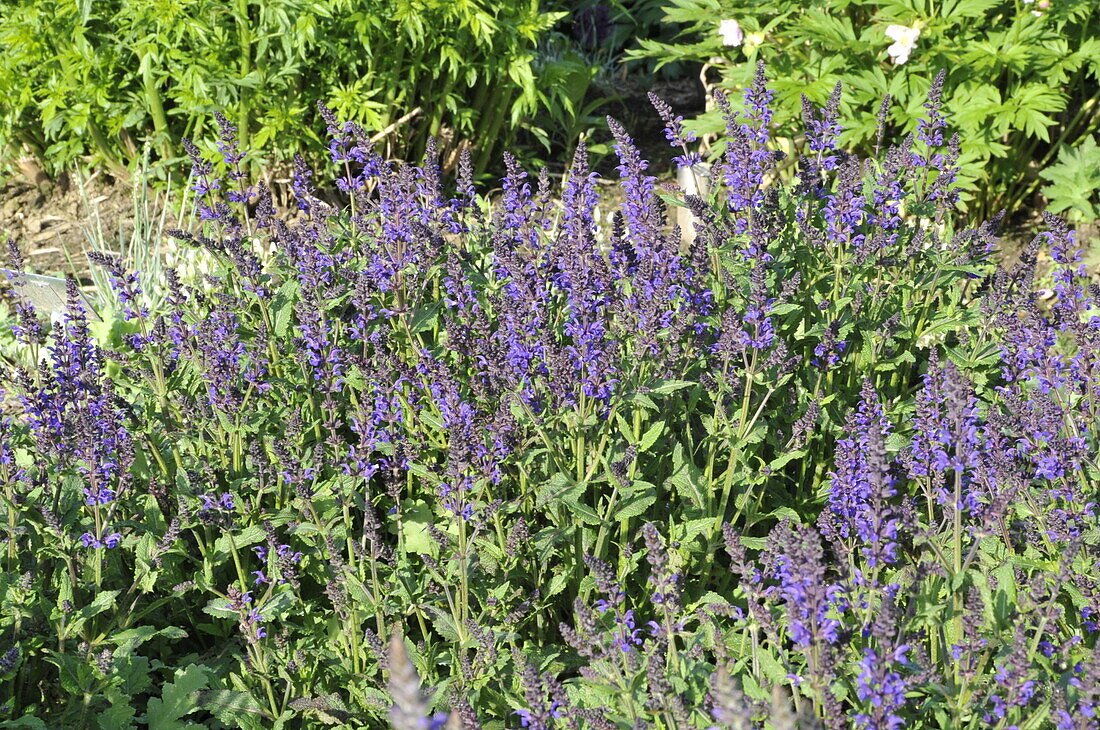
[{"x1": 0, "y1": 64, "x2": 1097, "y2": 728}]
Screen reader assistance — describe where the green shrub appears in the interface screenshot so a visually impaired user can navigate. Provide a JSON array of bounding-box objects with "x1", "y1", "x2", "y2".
[
  {"x1": 631, "y1": 0, "x2": 1100, "y2": 220},
  {"x1": 0, "y1": 0, "x2": 565, "y2": 177}
]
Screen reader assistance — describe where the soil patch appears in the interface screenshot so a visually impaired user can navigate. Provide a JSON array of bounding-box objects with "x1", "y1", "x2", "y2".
[{"x1": 0, "y1": 170, "x2": 144, "y2": 280}]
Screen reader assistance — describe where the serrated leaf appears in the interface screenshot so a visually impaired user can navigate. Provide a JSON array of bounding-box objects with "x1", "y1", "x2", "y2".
[
  {"x1": 272, "y1": 278, "x2": 299, "y2": 338},
  {"x1": 288, "y1": 694, "x2": 353, "y2": 725},
  {"x1": 756, "y1": 647, "x2": 789, "y2": 685},
  {"x1": 648, "y1": 379, "x2": 694, "y2": 395},
  {"x1": 680, "y1": 517, "x2": 716, "y2": 544},
  {"x1": 395, "y1": 498, "x2": 434, "y2": 555},
  {"x1": 544, "y1": 571, "x2": 570, "y2": 598},
  {"x1": 212, "y1": 525, "x2": 266, "y2": 561},
  {"x1": 767, "y1": 449, "x2": 806, "y2": 472},
  {"x1": 65, "y1": 590, "x2": 121, "y2": 637},
  {"x1": 111, "y1": 625, "x2": 186, "y2": 653},
  {"x1": 195, "y1": 690, "x2": 269, "y2": 725},
  {"x1": 636, "y1": 420, "x2": 665, "y2": 453},
  {"x1": 145, "y1": 664, "x2": 209, "y2": 730},
  {"x1": 666, "y1": 444, "x2": 707, "y2": 509},
  {"x1": 741, "y1": 672, "x2": 767, "y2": 701},
  {"x1": 613, "y1": 484, "x2": 657, "y2": 521},
  {"x1": 99, "y1": 689, "x2": 137, "y2": 730},
  {"x1": 409, "y1": 301, "x2": 441, "y2": 334}
]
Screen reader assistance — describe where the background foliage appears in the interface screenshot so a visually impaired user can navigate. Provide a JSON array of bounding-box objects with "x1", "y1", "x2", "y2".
[
  {"x1": 631, "y1": 0, "x2": 1100, "y2": 221},
  {"x1": 0, "y1": 0, "x2": 567, "y2": 177}
]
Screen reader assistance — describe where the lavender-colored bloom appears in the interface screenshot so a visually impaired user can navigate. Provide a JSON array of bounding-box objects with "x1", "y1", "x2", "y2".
[
  {"x1": 192, "y1": 305, "x2": 250, "y2": 412},
  {"x1": 802, "y1": 82, "x2": 843, "y2": 172},
  {"x1": 606, "y1": 116, "x2": 660, "y2": 260},
  {"x1": 643, "y1": 522, "x2": 682, "y2": 613},
  {"x1": 291, "y1": 153, "x2": 315, "y2": 213},
  {"x1": 870, "y1": 146, "x2": 907, "y2": 243},
  {"x1": 226, "y1": 586, "x2": 268, "y2": 644},
  {"x1": 317, "y1": 102, "x2": 384, "y2": 192},
  {"x1": 827, "y1": 382, "x2": 900, "y2": 567},
  {"x1": 762, "y1": 521, "x2": 846, "y2": 647},
  {"x1": 853, "y1": 647, "x2": 909, "y2": 729},
  {"x1": 983, "y1": 626, "x2": 1039, "y2": 723},
  {"x1": 346, "y1": 351, "x2": 409, "y2": 480},
  {"x1": 5, "y1": 241, "x2": 45, "y2": 345},
  {"x1": 916, "y1": 71, "x2": 947, "y2": 149},
  {"x1": 927, "y1": 133, "x2": 961, "y2": 207},
  {"x1": 583, "y1": 554, "x2": 642, "y2": 653},
  {"x1": 87, "y1": 252, "x2": 148, "y2": 320},
  {"x1": 212, "y1": 111, "x2": 254, "y2": 212},
  {"x1": 182, "y1": 137, "x2": 223, "y2": 222},
  {"x1": 711, "y1": 261, "x2": 776, "y2": 365},
  {"x1": 649, "y1": 92, "x2": 701, "y2": 168},
  {"x1": 198, "y1": 492, "x2": 237, "y2": 528},
  {"x1": 907, "y1": 354, "x2": 983, "y2": 488},
  {"x1": 183, "y1": 137, "x2": 219, "y2": 196},
  {"x1": 715, "y1": 61, "x2": 778, "y2": 238},
  {"x1": 0, "y1": 646, "x2": 19, "y2": 673},
  {"x1": 1053, "y1": 648, "x2": 1100, "y2": 728},
  {"x1": 515, "y1": 657, "x2": 568, "y2": 729},
  {"x1": 555, "y1": 142, "x2": 618, "y2": 405},
  {"x1": 80, "y1": 531, "x2": 123, "y2": 549},
  {"x1": 811, "y1": 320, "x2": 848, "y2": 370},
  {"x1": 16, "y1": 280, "x2": 134, "y2": 513},
  {"x1": 294, "y1": 297, "x2": 344, "y2": 391},
  {"x1": 822, "y1": 157, "x2": 865, "y2": 251},
  {"x1": 213, "y1": 111, "x2": 245, "y2": 168}
]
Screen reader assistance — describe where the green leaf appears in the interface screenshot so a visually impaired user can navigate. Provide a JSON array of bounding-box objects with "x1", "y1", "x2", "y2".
[
  {"x1": 536, "y1": 473, "x2": 582, "y2": 510},
  {"x1": 145, "y1": 664, "x2": 209, "y2": 730},
  {"x1": 99, "y1": 689, "x2": 137, "y2": 730},
  {"x1": 756, "y1": 647, "x2": 789, "y2": 685},
  {"x1": 1, "y1": 717, "x2": 49, "y2": 729},
  {"x1": 1039, "y1": 136, "x2": 1100, "y2": 221},
  {"x1": 409, "y1": 301, "x2": 441, "y2": 334},
  {"x1": 740, "y1": 672, "x2": 767, "y2": 702},
  {"x1": 111, "y1": 625, "x2": 187, "y2": 653},
  {"x1": 767, "y1": 449, "x2": 806, "y2": 472},
  {"x1": 648, "y1": 379, "x2": 694, "y2": 395},
  {"x1": 613, "y1": 483, "x2": 657, "y2": 521},
  {"x1": 272, "y1": 278, "x2": 300, "y2": 338},
  {"x1": 666, "y1": 443, "x2": 708, "y2": 509},
  {"x1": 65, "y1": 590, "x2": 122, "y2": 637},
  {"x1": 288, "y1": 694, "x2": 354, "y2": 725},
  {"x1": 544, "y1": 571, "x2": 570, "y2": 598},
  {"x1": 395, "y1": 499, "x2": 434, "y2": 555},
  {"x1": 213, "y1": 525, "x2": 266, "y2": 561},
  {"x1": 195, "y1": 690, "x2": 270, "y2": 726},
  {"x1": 636, "y1": 420, "x2": 665, "y2": 453}
]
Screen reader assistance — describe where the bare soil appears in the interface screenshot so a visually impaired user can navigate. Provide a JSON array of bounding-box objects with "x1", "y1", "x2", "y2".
[{"x1": 0, "y1": 171, "x2": 137, "y2": 280}]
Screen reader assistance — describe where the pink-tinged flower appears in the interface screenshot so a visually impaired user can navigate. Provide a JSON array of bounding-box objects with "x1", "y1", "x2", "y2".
[
  {"x1": 885, "y1": 23, "x2": 921, "y2": 65},
  {"x1": 719, "y1": 19, "x2": 744, "y2": 47}
]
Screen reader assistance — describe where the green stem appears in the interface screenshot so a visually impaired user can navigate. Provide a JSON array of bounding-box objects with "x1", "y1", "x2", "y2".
[
  {"x1": 234, "y1": 0, "x2": 252, "y2": 151},
  {"x1": 141, "y1": 56, "x2": 173, "y2": 160}
]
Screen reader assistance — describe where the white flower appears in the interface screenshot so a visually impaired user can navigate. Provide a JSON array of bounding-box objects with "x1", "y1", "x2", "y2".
[
  {"x1": 884, "y1": 23, "x2": 921, "y2": 65},
  {"x1": 719, "y1": 19, "x2": 744, "y2": 47}
]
